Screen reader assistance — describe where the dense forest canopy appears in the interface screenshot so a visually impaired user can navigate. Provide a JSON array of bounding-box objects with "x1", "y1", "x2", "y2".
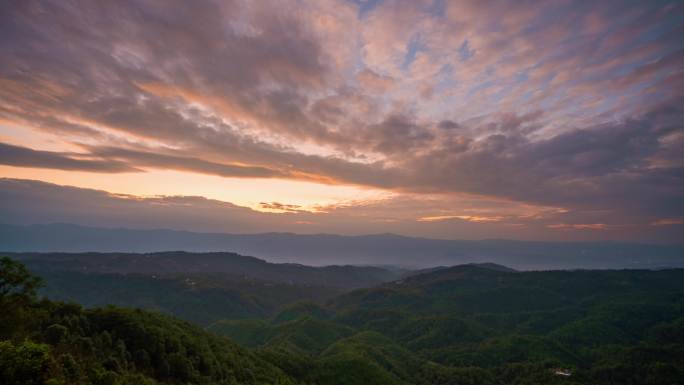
[{"x1": 1, "y1": 254, "x2": 683, "y2": 384}]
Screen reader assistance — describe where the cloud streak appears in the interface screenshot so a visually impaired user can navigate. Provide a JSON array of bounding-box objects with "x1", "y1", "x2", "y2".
[{"x1": 0, "y1": 142, "x2": 138, "y2": 173}]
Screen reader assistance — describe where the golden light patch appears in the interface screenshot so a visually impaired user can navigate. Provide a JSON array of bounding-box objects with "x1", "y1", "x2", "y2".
[{"x1": 417, "y1": 215, "x2": 504, "y2": 223}]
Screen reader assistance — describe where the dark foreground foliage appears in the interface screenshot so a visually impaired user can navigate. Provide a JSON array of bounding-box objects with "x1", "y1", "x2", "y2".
[{"x1": 0, "y1": 257, "x2": 295, "y2": 384}]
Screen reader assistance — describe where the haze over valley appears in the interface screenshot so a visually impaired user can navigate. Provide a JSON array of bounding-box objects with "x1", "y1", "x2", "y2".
[{"x1": 3, "y1": 223, "x2": 683, "y2": 270}]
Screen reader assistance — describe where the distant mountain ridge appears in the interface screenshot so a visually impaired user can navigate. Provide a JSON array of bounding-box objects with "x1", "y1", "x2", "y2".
[
  {"x1": 11, "y1": 250, "x2": 401, "y2": 289},
  {"x1": 1, "y1": 222, "x2": 683, "y2": 269}
]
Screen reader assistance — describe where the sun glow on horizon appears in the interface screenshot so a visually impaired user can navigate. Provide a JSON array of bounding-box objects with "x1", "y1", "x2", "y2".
[{"x1": 0, "y1": 165, "x2": 390, "y2": 211}]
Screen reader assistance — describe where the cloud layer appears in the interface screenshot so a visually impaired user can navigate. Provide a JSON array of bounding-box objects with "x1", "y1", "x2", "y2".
[
  {"x1": 3, "y1": 178, "x2": 683, "y2": 242},
  {"x1": 0, "y1": 0, "x2": 683, "y2": 241}
]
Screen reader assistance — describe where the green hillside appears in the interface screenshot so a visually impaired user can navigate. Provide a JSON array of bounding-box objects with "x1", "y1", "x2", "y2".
[
  {"x1": 30, "y1": 269, "x2": 340, "y2": 326},
  {"x1": 3, "y1": 256, "x2": 684, "y2": 385},
  {"x1": 213, "y1": 264, "x2": 684, "y2": 384},
  {"x1": 10, "y1": 251, "x2": 407, "y2": 326}
]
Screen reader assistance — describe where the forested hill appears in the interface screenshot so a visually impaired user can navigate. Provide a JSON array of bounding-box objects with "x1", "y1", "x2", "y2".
[
  {"x1": 212, "y1": 264, "x2": 684, "y2": 385},
  {"x1": 3, "y1": 257, "x2": 684, "y2": 384},
  {"x1": 0, "y1": 257, "x2": 297, "y2": 385},
  {"x1": 7, "y1": 251, "x2": 405, "y2": 326},
  {"x1": 9, "y1": 251, "x2": 402, "y2": 289}
]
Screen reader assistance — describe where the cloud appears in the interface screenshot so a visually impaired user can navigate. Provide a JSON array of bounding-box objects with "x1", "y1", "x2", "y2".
[
  {"x1": 2, "y1": 178, "x2": 682, "y2": 242},
  {"x1": 403, "y1": 102, "x2": 684, "y2": 219},
  {"x1": 0, "y1": 142, "x2": 138, "y2": 173},
  {"x1": 651, "y1": 218, "x2": 684, "y2": 226},
  {"x1": 258, "y1": 202, "x2": 311, "y2": 213},
  {"x1": 356, "y1": 68, "x2": 396, "y2": 92},
  {"x1": 0, "y1": 0, "x2": 682, "y2": 241},
  {"x1": 437, "y1": 120, "x2": 460, "y2": 130},
  {"x1": 416, "y1": 215, "x2": 504, "y2": 223},
  {"x1": 88, "y1": 146, "x2": 288, "y2": 179},
  {"x1": 547, "y1": 223, "x2": 621, "y2": 231}
]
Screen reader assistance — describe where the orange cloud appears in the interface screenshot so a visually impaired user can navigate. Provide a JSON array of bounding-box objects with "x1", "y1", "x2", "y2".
[
  {"x1": 547, "y1": 223, "x2": 624, "y2": 230},
  {"x1": 356, "y1": 69, "x2": 396, "y2": 93},
  {"x1": 417, "y1": 215, "x2": 504, "y2": 223}
]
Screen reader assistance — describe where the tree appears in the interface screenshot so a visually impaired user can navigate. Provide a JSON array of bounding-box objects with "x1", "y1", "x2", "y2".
[
  {"x1": 0, "y1": 340, "x2": 51, "y2": 385},
  {"x1": 0, "y1": 257, "x2": 43, "y2": 338},
  {"x1": 0, "y1": 256, "x2": 42, "y2": 302},
  {"x1": 45, "y1": 324, "x2": 68, "y2": 345}
]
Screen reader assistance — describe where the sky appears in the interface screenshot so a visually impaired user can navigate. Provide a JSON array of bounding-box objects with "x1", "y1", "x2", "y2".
[{"x1": 0, "y1": 0, "x2": 683, "y2": 242}]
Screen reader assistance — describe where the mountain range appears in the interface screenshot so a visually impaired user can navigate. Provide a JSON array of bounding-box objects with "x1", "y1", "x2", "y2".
[{"x1": 2, "y1": 223, "x2": 683, "y2": 269}]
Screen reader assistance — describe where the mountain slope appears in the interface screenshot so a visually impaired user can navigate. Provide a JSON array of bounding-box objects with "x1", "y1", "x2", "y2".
[
  {"x1": 9, "y1": 251, "x2": 403, "y2": 325},
  {"x1": 205, "y1": 264, "x2": 684, "y2": 384}
]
